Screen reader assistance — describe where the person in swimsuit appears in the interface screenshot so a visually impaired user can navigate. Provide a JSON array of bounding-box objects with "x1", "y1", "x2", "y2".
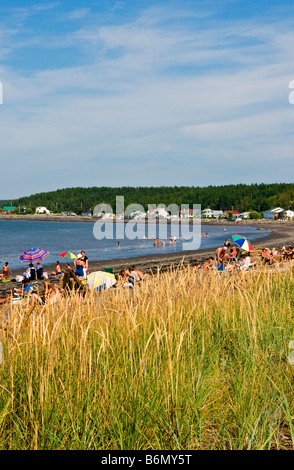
[
  {"x1": 1, "y1": 262, "x2": 12, "y2": 279},
  {"x1": 51, "y1": 261, "x2": 63, "y2": 277},
  {"x1": 75, "y1": 254, "x2": 85, "y2": 278}
]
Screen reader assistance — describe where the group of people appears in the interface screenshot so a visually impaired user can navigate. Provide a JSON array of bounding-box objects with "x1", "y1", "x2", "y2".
[
  {"x1": 153, "y1": 235, "x2": 177, "y2": 247},
  {"x1": 50, "y1": 250, "x2": 89, "y2": 280},
  {"x1": 192, "y1": 240, "x2": 294, "y2": 273},
  {"x1": 117, "y1": 266, "x2": 144, "y2": 288},
  {"x1": 1, "y1": 237, "x2": 293, "y2": 307}
]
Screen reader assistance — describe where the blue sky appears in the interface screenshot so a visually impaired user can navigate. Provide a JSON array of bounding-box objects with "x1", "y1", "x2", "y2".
[{"x1": 0, "y1": 0, "x2": 294, "y2": 199}]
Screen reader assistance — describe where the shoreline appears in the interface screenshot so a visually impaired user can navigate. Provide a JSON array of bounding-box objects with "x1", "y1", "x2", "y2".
[
  {"x1": 1, "y1": 219, "x2": 293, "y2": 275},
  {"x1": 0, "y1": 220, "x2": 293, "y2": 299},
  {"x1": 81, "y1": 220, "x2": 294, "y2": 274},
  {"x1": 1, "y1": 213, "x2": 293, "y2": 225}
]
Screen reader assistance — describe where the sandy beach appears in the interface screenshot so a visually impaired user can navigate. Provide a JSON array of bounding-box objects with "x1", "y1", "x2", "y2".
[
  {"x1": 0, "y1": 218, "x2": 293, "y2": 299},
  {"x1": 82, "y1": 219, "x2": 294, "y2": 273}
]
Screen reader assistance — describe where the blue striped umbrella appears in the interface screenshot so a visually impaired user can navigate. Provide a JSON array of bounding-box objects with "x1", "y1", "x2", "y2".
[{"x1": 19, "y1": 247, "x2": 50, "y2": 263}]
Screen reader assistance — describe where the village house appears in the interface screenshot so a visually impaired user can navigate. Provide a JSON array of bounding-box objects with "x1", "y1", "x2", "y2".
[
  {"x1": 263, "y1": 207, "x2": 284, "y2": 219},
  {"x1": 222, "y1": 210, "x2": 240, "y2": 218},
  {"x1": 35, "y1": 206, "x2": 50, "y2": 214},
  {"x1": 201, "y1": 208, "x2": 223, "y2": 218},
  {"x1": 282, "y1": 209, "x2": 294, "y2": 220}
]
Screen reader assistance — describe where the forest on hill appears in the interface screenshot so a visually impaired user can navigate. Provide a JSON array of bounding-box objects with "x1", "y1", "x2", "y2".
[{"x1": 1, "y1": 183, "x2": 294, "y2": 215}]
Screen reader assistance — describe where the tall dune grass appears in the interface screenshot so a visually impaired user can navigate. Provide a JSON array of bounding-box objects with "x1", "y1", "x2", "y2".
[{"x1": 0, "y1": 264, "x2": 294, "y2": 450}]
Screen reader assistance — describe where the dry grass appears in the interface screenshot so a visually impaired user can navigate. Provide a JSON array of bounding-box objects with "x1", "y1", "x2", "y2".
[{"x1": 0, "y1": 263, "x2": 294, "y2": 450}]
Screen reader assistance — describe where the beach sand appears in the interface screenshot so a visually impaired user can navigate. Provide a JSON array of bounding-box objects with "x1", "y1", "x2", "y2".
[{"x1": 0, "y1": 219, "x2": 293, "y2": 299}]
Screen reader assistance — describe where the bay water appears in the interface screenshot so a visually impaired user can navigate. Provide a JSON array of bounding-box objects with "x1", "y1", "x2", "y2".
[{"x1": 0, "y1": 219, "x2": 269, "y2": 272}]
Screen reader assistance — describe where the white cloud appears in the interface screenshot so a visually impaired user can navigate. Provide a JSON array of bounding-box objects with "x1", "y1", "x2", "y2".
[{"x1": 0, "y1": 3, "x2": 294, "y2": 197}]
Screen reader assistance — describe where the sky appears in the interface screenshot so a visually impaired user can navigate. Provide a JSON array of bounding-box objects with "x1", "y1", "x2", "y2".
[{"x1": 0, "y1": 0, "x2": 294, "y2": 199}]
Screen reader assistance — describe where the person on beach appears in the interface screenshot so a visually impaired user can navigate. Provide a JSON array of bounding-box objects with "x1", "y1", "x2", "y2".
[
  {"x1": 80, "y1": 250, "x2": 88, "y2": 277},
  {"x1": 25, "y1": 263, "x2": 36, "y2": 281},
  {"x1": 202, "y1": 257, "x2": 217, "y2": 271},
  {"x1": 282, "y1": 246, "x2": 294, "y2": 260},
  {"x1": 215, "y1": 246, "x2": 228, "y2": 263},
  {"x1": 117, "y1": 269, "x2": 134, "y2": 288},
  {"x1": 75, "y1": 254, "x2": 86, "y2": 279},
  {"x1": 237, "y1": 253, "x2": 256, "y2": 271},
  {"x1": 13, "y1": 279, "x2": 42, "y2": 305},
  {"x1": 44, "y1": 282, "x2": 64, "y2": 305},
  {"x1": 261, "y1": 248, "x2": 277, "y2": 265},
  {"x1": 36, "y1": 262, "x2": 44, "y2": 279},
  {"x1": 51, "y1": 261, "x2": 62, "y2": 276},
  {"x1": 1, "y1": 262, "x2": 12, "y2": 279},
  {"x1": 224, "y1": 239, "x2": 231, "y2": 248},
  {"x1": 192, "y1": 262, "x2": 202, "y2": 271},
  {"x1": 127, "y1": 266, "x2": 141, "y2": 283}
]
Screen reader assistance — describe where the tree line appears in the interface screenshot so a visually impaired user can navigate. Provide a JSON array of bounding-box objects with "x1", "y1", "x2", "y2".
[{"x1": 1, "y1": 183, "x2": 294, "y2": 215}]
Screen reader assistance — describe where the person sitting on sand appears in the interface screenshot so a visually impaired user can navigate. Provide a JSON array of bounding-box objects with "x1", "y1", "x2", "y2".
[
  {"x1": 36, "y1": 262, "x2": 44, "y2": 280},
  {"x1": 261, "y1": 248, "x2": 277, "y2": 265},
  {"x1": 237, "y1": 252, "x2": 256, "y2": 271},
  {"x1": 51, "y1": 261, "x2": 63, "y2": 277},
  {"x1": 192, "y1": 262, "x2": 202, "y2": 271},
  {"x1": 25, "y1": 263, "x2": 36, "y2": 281},
  {"x1": 227, "y1": 248, "x2": 237, "y2": 261},
  {"x1": 13, "y1": 279, "x2": 42, "y2": 305},
  {"x1": 127, "y1": 266, "x2": 141, "y2": 283},
  {"x1": 202, "y1": 257, "x2": 217, "y2": 271},
  {"x1": 117, "y1": 269, "x2": 134, "y2": 288},
  {"x1": 283, "y1": 246, "x2": 294, "y2": 260},
  {"x1": 44, "y1": 281, "x2": 64, "y2": 305}
]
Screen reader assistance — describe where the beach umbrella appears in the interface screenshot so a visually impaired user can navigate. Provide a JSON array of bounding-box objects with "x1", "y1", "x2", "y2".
[
  {"x1": 232, "y1": 234, "x2": 253, "y2": 252},
  {"x1": 87, "y1": 271, "x2": 116, "y2": 290},
  {"x1": 59, "y1": 252, "x2": 76, "y2": 259},
  {"x1": 19, "y1": 247, "x2": 50, "y2": 263}
]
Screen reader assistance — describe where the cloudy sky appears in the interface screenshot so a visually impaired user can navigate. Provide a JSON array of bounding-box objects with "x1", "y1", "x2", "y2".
[{"x1": 0, "y1": 0, "x2": 294, "y2": 199}]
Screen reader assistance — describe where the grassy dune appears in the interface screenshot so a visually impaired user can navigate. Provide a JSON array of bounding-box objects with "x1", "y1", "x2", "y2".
[{"x1": 0, "y1": 265, "x2": 294, "y2": 450}]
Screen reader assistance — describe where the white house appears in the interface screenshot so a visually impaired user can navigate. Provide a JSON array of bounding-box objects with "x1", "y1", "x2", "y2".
[
  {"x1": 201, "y1": 208, "x2": 223, "y2": 218},
  {"x1": 129, "y1": 210, "x2": 146, "y2": 219},
  {"x1": 263, "y1": 207, "x2": 284, "y2": 219},
  {"x1": 179, "y1": 208, "x2": 197, "y2": 218},
  {"x1": 239, "y1": 212, "x2": 251, "y2": 219},
  {"x1": 35, "y1": 206, "x2": 50, "y2": 214},
  {"x1": 283, "y1": 210, "x2": 294, "y2": 219},
  {"x1": 147, "y1": 207, "x2": 169, "y2": 218}
]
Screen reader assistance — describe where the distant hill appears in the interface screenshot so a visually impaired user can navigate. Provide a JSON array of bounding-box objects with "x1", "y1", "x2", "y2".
[{"x1": 2, "y1": 183, "x2": 294, "y2": 214}]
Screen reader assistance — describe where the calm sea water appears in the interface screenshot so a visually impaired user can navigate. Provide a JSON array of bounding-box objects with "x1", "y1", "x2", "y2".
[{"x1": 0, "y1": 219, "x2": 269, "y2": 272}]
